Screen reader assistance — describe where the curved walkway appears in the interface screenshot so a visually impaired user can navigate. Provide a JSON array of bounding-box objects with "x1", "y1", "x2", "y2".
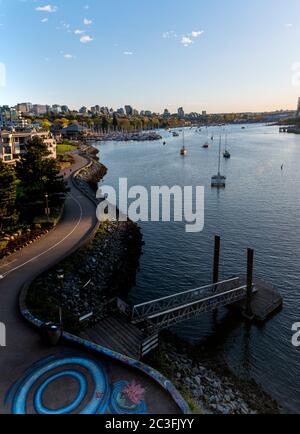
[{"x1": 0, "y1": 153, "x2": 187, "y2": 414}]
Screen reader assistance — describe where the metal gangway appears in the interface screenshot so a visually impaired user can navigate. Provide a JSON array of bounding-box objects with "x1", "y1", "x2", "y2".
[{"x1": 131, "y1": 277, "x2": 251, "y2": 330}]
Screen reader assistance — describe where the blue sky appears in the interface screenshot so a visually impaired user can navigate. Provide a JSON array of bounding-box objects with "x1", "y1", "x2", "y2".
[{"x1": 0, "y1": 0, "x2": 300, "y2": 113}]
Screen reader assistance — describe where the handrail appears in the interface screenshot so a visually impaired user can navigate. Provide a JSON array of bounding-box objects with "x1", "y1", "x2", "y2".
[{"x1": 133, "y1": 277, "x2": 240, "y2": 309}]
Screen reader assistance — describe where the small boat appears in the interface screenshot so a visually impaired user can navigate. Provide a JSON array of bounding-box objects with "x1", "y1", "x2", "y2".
[
  {"x1": 180, "y1": 131, "x2": 188, "y2": 156},
  {"x1": 223, "y1": 132, "x2": 231, "y2": 159},
  {"x1": 211, "y1": 136, "x2": 226, "y2": 188},
  {"x1": 173, "y1": 131, "x2": 180, "y2": 137},
  {"x1": 180, "y1": 146, "x2": 187, "y2": 156},
  {"x1": 203, "y1": 143, "x2": 209, "y2": 149},
  {"x1": 163, "y1": 141, "x2": 166, "y2": 146}
]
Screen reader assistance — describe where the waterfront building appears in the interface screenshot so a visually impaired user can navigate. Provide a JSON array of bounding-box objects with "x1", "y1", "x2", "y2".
[
  {"x1": 117, "y1": 108, "x2": 125, "y2": 115},
  {"x1": 202, "y1": 111, "x2": 207, "y2": 116},
  {"x1": 0, "y1": 129, "x2": 57, "y2": 163}
]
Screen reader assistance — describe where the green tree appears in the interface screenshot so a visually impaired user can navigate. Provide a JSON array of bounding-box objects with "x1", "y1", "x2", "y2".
[
  {"x1": 0, "y1": 161, "x2": 19, "y2": 231},
  {"x1": 16, "y1": 137, "x2": 68, "y2": 219}
]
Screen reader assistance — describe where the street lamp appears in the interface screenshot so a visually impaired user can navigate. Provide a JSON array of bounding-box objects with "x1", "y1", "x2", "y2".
[
  {"x1": 45, "y1": 192, "x2": 50, "y2": 222},
  {"x1": 57, "y1": 269, "x2": 64, "y2": 327}
]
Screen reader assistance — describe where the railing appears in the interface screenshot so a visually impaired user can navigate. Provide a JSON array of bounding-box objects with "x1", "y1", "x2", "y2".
[
  {"x1": 131, "y1": 277, "x2": 241, "y2": 324},
  {"x1": 146, "y1": 285, "x2": 249, "y2": 330}
]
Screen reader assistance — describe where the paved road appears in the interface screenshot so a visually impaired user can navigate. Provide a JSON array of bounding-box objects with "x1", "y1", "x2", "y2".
[{"x1": 0, "y1": 154, "x2": 183, "y2": 414}]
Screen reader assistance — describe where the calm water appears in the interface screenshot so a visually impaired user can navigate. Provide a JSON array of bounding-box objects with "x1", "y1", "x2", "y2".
[{"x1": 96, "y1": 124, "x2": 300, "y2": 412}]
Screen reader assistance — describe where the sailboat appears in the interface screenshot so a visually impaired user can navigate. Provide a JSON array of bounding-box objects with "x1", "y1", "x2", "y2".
[
  {"x1": 211, "y1": 136, "x2": 226, "y2": 188},
  {"x1": 180, "y1": 130, "x2": 188, "y2": 156},
  {"x1": 223, "y1": 131, "x2": 231, "y2": 159}
]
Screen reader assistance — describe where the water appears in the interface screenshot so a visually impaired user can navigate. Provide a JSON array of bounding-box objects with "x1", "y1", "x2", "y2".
[{"x1": 96, "y1": 124, "x2": 300, "y2": 412}]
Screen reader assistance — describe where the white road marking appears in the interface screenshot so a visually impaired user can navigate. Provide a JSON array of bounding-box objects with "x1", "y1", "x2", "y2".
[{"x1": 0, "y1": 192, "x2": 84, "y2": 279}]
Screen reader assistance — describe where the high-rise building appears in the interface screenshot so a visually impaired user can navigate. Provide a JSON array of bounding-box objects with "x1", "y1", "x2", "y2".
[
  {"x1": 0, "y1": 106, "x2": 28, "y2": 129},
  {"x1": 51, "y1": 105, "x2": 62, "y2": 115},
  {"x1": 79, "y1": 106, "x2": 88, "y2": 114},
  {"x1": 125, "y1": 105, "x2": 133, "y2": 116},
  {"x1": 163, "y1": 109, "x2": 170, "y2": 119},
  {"x1": 16, "y1": 102, "x2": 32, "y2": 114},
  {"x1": 61, "y1": 105, "x2": 70, "y2": 113},
  {"x1": 178, "y1": 107, "x2": 185, "y2": 119},
  {"x1": 33, "y1": 104, "x2": 48, "y2": 115}
]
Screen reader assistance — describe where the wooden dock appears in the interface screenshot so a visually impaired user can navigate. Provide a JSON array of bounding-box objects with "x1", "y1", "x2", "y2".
[
  {"x1": 79, "y1": 313, "x2": 144, "y2": 360},
  {"x1": 232, "y1": 277, "x2": 283, "y2": 322}
]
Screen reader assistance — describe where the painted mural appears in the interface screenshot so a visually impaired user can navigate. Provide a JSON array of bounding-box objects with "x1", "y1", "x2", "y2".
[{"x1": 5, "y1": 354, "x2": 148, "y2": 415}]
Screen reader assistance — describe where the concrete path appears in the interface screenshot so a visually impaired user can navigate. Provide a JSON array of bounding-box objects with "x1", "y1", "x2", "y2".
[{"x1": 0, "y1": 154, "x2": 184, "y2": 414}]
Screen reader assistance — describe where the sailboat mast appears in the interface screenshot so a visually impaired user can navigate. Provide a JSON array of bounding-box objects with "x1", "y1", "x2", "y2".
[{"x1": 218, "y1": 136, "x2": 221, "y2": 175}]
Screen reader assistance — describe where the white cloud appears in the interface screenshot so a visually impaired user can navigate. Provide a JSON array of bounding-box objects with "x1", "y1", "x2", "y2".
[
  {"x1": 123, "y1": 51, "x2": 133, "y2": 55},
  {"x1": 162, "y1": 30, "x2": 177, "y2": 39},
  {"x1": 285, "y1": 23, "x2": 293, "y2": 28},
  {"x1": 181, "y1": 36, "x2": 193, "y2": 46},
  {"x1": 41, "y1": 18, "x2": 48, "y2": 23},
  {"x1": 181, "y1": 30, "x2": 204, "y2": 47},
  {"x1": 64, "y1": 54, "x2": 75, "y2": 59},
  {"x1": 35, "y1": 5, "x2": 57, "y2": 13},
  {"x1": 74, "y1": 29, "x2": 85, "y2": 34},
  {"x1": 84, "y1": 18, "x2": 92, "y2": 25},
  {"x1": 190, "y1": 31, "x2": 204, "y2": 38},
  {"x1": 80, "y1": 35, "x2": 93, "y2": 43}
]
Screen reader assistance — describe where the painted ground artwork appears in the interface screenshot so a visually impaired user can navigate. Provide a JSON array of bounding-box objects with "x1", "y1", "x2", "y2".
[{"x1": 5, "y1": 354, "x2": 148, "y2": 414}]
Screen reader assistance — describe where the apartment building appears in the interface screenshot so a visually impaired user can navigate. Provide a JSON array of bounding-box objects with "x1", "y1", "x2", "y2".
[{"x1": 0, "y1": 130, "x2": 57, "y2": 163}]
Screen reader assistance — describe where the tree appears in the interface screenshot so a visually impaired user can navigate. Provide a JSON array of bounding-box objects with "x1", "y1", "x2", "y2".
[
  {"x1": 101, "y1": 116, "x2": 109, "y2": 133},
  {"x1": 16, "y1": 137, "x2": 68, "y2": 219},
  {"x1": 112, "y1": 113, "x2": 118, "y2": 131},
  {"x1": 0, "y1": 162, "x2": 19, "y2": 231}
]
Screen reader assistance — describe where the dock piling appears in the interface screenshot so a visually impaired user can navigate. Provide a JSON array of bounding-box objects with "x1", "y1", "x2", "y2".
[
  {"x1": 213, "y1": 236, "x2": 221, "y2": 284},
  {"x1": 245, "y1": 248, "x2": 254, "y2": 319}
]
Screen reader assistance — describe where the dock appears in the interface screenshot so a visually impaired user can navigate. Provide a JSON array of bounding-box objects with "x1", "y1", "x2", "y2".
[
  {"x1": 232, "y1": 277, "x2": 283, "y2": 322},
  {"x1": 79, "y1": 237, "x2": 283, "y2": 359}
]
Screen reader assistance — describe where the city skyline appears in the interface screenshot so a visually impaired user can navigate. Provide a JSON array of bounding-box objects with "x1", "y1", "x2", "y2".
[{"x1": 1, "y1": 0, "x2": 300, "y2": 112}]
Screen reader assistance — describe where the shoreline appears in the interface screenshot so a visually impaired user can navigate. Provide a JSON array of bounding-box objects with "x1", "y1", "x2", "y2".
[{"x1": 147, "y1": 331, "x2": 280, "y2": 414}]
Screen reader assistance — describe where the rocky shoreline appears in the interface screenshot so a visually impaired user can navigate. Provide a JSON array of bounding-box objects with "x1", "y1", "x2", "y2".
[{"x1": 147, "y1": 332, "x2": 279, "y2": 414}]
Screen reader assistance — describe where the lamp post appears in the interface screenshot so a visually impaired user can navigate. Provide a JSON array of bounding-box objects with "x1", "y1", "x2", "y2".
[
  {"x1": 57, "y1": 269, "x2": 64, "y2": 327},
  {"x1": 45, "y1": 192, "x2": 50, "y2": 222}
]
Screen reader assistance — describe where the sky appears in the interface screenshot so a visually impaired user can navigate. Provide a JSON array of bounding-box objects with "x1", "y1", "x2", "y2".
[{"x1": 0, "y1": 0, "x2": 300, "y2": 113}]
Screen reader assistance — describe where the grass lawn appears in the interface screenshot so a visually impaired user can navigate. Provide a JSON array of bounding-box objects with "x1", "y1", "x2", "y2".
[{"x1": 57, "y1": 143, "x2": 78, "y2": 155}]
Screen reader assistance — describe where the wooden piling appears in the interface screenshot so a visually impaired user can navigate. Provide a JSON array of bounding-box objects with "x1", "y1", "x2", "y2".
[
  {"x1": 245, "y1": 248, "x2": 255, "y2": 319},
  {"x1": 213, "y1": 236, "x2": 221, "y2": 284}
]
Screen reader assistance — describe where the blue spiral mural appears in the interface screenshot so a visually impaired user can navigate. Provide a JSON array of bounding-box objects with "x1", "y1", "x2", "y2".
[{"x1": 6, "y1": 355, "x2": 148, "y2": 414}]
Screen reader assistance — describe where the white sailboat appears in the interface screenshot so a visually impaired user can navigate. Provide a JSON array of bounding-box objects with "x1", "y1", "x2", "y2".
[{"x1": 211, "y1": 136, "x2": 226, "y2": 188}]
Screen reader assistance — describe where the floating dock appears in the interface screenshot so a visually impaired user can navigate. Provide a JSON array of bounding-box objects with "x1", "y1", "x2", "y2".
[{"x1": 233, "y1": 277, "x2": 283, "y2": 322}]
